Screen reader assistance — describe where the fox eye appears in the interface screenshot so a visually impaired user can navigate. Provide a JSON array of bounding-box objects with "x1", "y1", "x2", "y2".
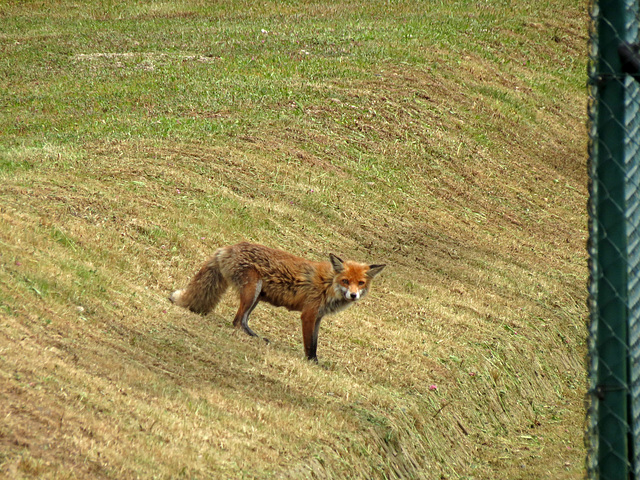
[
  {"x1": 341, "y1": 279, "x2": 349, "y2": 286},
  {"x1": 358, "y1": 281, "x2": 365, "y2": 286}
]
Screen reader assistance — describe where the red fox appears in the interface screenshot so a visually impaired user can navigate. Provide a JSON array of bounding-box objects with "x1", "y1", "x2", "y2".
[{"x1": 170, "y1": 242, "x2": 385, "y2": 361}]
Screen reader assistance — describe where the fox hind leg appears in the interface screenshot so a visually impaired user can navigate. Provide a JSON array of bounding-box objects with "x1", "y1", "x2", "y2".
[{"x1": 233, "y1": 275, "x2": 266, "y2": 341}]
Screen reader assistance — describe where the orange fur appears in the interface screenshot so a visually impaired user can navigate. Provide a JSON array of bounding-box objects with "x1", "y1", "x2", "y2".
[{"x1": 170, "y1": 242, "x2": 385, "y2": 361}]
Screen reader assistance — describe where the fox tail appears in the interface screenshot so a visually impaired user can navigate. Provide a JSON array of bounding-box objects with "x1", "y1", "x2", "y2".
[{"x1": 170, "y1": 253, "x2": 228, "y2": 315}]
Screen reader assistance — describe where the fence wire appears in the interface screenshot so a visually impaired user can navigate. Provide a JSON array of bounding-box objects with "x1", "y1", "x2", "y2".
[
  {"x1": 631, "y1": 76, "x2": 640, "y2": 480},
  {"x1": 588, "y1": 0, "x2": 640, "y2": 478}
]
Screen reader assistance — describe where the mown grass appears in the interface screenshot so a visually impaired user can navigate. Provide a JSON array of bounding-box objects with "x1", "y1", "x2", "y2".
[{"x1": 1, "y1": 1, "x2": 587, "y2": 478}]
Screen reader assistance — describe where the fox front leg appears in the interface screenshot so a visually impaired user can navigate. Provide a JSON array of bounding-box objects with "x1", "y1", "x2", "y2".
[{"x1": 301, "y1": 308, "x2": 323, "y2": 362}]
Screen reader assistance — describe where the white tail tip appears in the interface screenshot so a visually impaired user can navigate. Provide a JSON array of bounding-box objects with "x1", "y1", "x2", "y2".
[{"x1": 169, "y1": 289, "x2": 184, "y2": 304}]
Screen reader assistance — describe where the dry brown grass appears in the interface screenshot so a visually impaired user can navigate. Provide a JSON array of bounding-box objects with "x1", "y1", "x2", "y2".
[{"x1": 1, "y1": 1, "x2": 588, "y2": 478}]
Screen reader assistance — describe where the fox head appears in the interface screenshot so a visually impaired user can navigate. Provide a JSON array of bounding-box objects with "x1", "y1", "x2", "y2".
[{"x1": 330, "y1": 254, "x2": 385, "y2": 302}]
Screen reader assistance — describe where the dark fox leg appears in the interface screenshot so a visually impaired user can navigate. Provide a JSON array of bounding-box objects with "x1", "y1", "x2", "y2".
[
  {"x1": 232, "y1": 276, "x2": 263, "y2": 338},
  {"x1": 301, "y1": 309, "x2": 323, "y2": 362}
]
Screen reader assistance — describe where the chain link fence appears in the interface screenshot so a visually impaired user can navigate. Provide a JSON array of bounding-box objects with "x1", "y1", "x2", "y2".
[{"x1": 588, "y1": 0, "x2": 640, "y2": 478}]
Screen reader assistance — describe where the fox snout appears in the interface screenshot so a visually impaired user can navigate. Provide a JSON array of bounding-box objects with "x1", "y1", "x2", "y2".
[{"x1": 340, "y1": 285, "x2": 364, "y2": 301}]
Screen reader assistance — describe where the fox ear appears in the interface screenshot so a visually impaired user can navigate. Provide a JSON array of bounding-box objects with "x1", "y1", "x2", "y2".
[
  {"x1": 367, "y1": 264, "x2": 386, "y2": 278},
  {"x1": 329, "y1": 254, "x2": 344, "y2": 273}
]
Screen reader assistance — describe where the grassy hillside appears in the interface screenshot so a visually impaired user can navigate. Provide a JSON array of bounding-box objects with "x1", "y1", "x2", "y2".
[{"x1": 1, "y1": 1, "x2": 587, "y2": 478}]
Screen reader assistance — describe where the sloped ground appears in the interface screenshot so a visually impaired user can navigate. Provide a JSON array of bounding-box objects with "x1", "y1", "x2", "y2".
[{"x1": 1, "y1": 1, "x2": 587, "y2": 478}]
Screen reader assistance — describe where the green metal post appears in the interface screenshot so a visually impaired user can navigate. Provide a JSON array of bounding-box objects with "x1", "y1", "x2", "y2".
[{"x1": 592, "y1": 0, "x2": 632, "y2": 477}]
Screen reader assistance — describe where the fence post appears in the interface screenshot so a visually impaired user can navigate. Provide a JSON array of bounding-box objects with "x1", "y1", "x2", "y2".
[{"x1": 590, "y1": 0, "x2": 636, "y2": 477}]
